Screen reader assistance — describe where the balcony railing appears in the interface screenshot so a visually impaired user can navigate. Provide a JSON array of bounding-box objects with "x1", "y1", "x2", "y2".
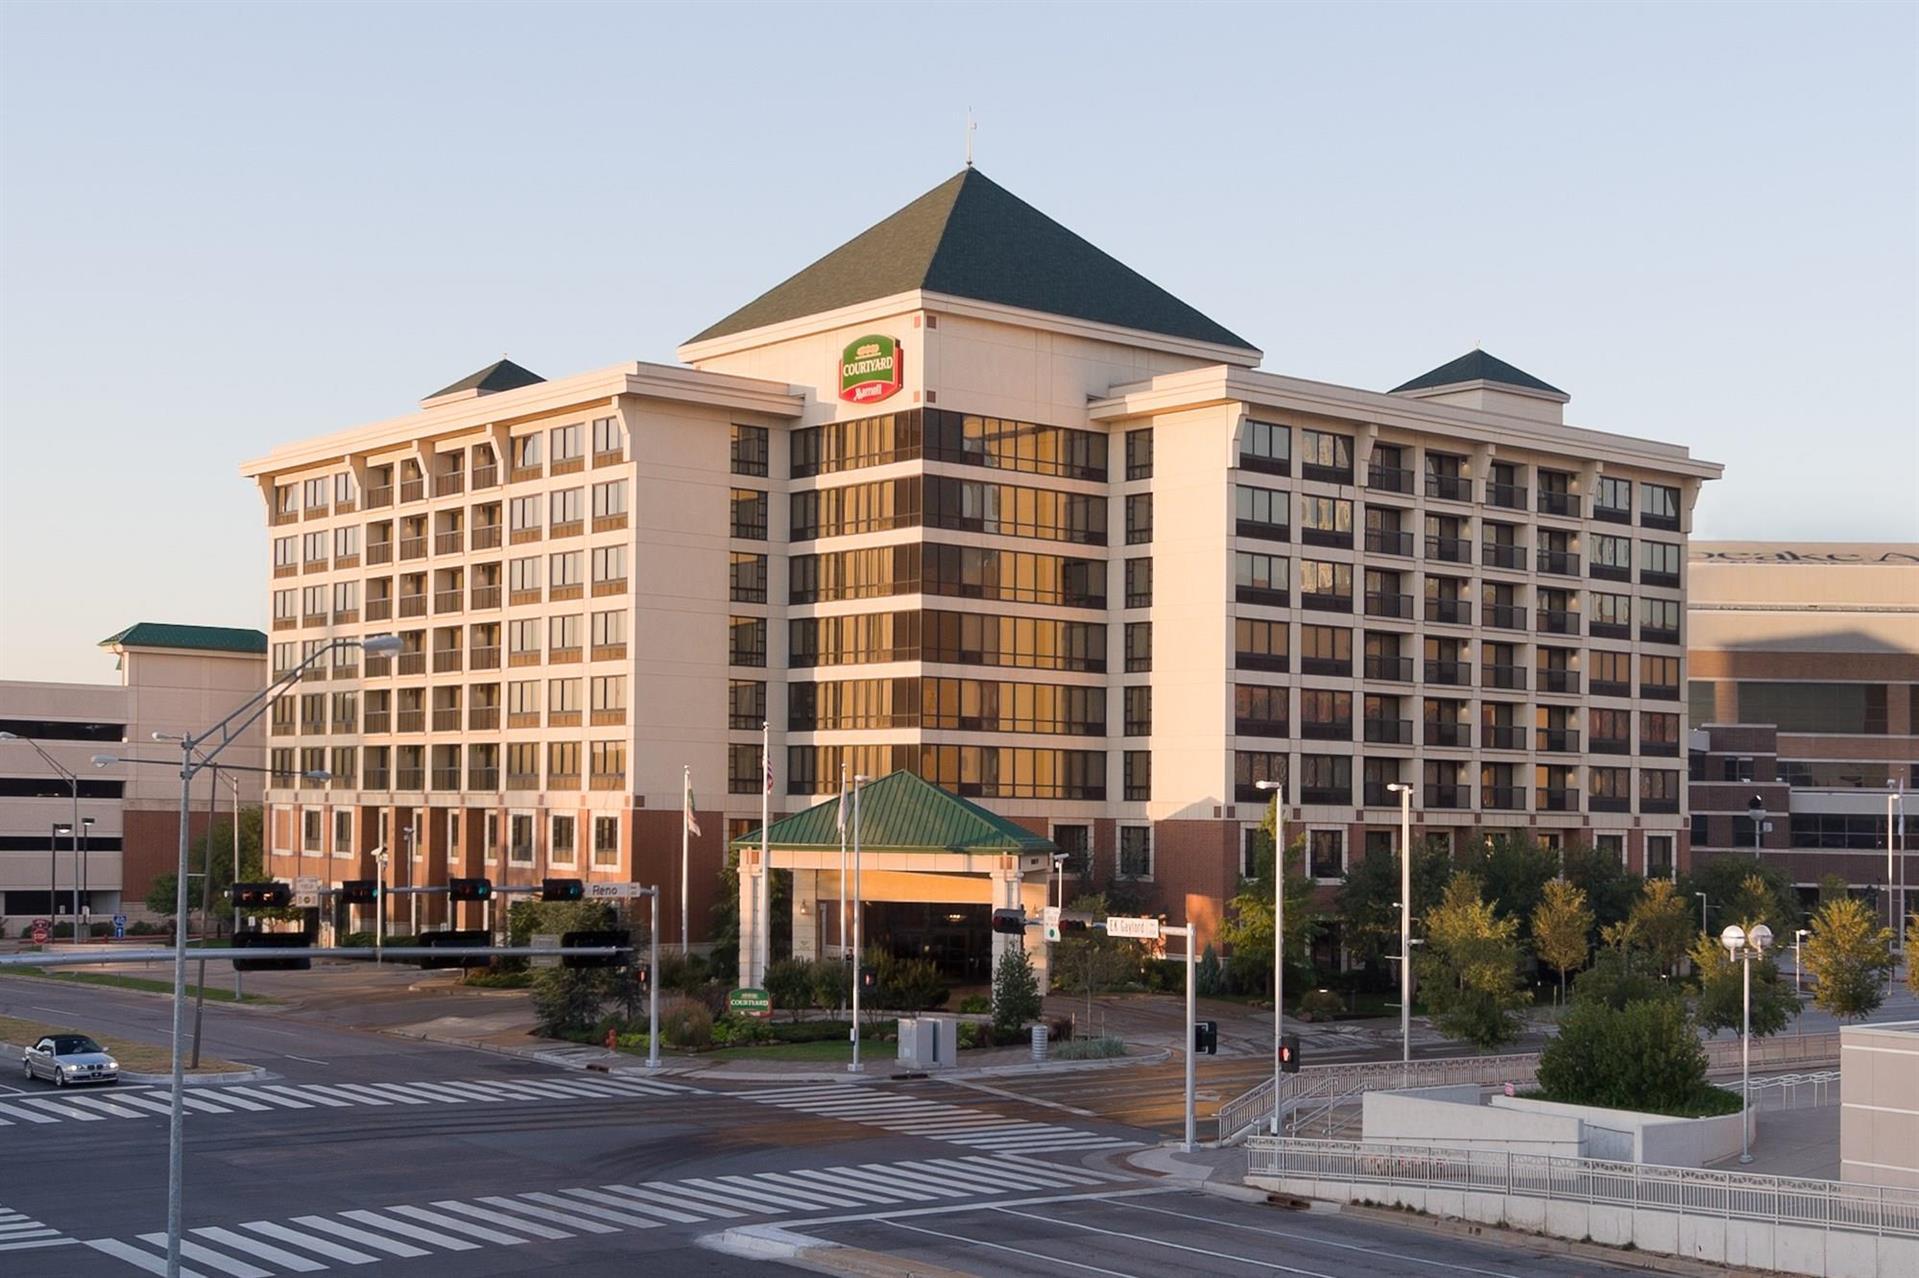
[
  {"x1": 1301, "y1": 592, "x2": 1353, "y2": 614},
  {"x1": 365, "y1": 485, "x2": 394, "y2": 509},
  {"x1": 435, "y1": 531, "x2": 464, "y2": 555},
  {"x1": 468, "y1": 767, "x2": 499, "y2": 791},
  {"x1": 1363, "y1": 656, "x2": 1412, "y2": 682},
  {"x1": 468, "y1": 706, "x2": 500, "y2": 731},
  {"x1": 1300, "y1": 526, "x2": 1352, "y2": 550},
  {"x1": 1537, "y1": 550, "x2": 1581, "y2": 576},
  {"x1": 431, "y1": 767, "x2": 462, "y2": 790},
  {"x1": 432, "y1": 649, "x2": 462, "y2": 673},
  {"x1": 363, "y1": 656, "x2": 390, "y2": 678},
  {"x1": 1590, "y1": 619, "x2": 1631, "y2": 641},
  {"x1": 1537, "y1": 728, "x2": 1581, "y2": 753},
  {"x1": 1425, "y1": 536, "x2": 1471, "y2": 564},
  {"x1": 1536, "y1": 609, "x2": 1579, "y2": 636},
  {"x1": 1425, "y1": 597, "x2": 1470, "y2": 625},
  {"x1": 1642, "y1": 796, "x2": 1681, "y2": 814},
  {"x1": 1641, "y1": 626, "x2": 1681, "y2": 646},
  {"x1": 1236, "y1": 651, "x2": 1288, "y2": 673},
  {"x1": 1591, "y1": 561, "x2": 1632, "y2": 583},
  {"x1": 1481, "y1": 786, "x2": 1525, "y2": 810},
  {"x1": 1363, "y1": 783, "x2": 1409, "y2": 806},
  {"x1": 397, "y1": 652, "x2": 426, "y2": 676},
  {"x1": 1481, "y1": 604, "x2": 1527, "y2": 630},
  {"x1": 1364, "y1": 530, "x2": 1413, "y2": 557},
  {"x1": 396, "y1": 708, "x2": 425, "y2": 732},
  {"x1": 1591, "y1": 678, "x2": 1631, "y2": 698},
  {"x1": 1366, "y1": 465, "x2": 1414, "y2": 494},
  {"x1": 1236, "y1": 519, "x2": 1289, "y2": 543},
  {"x1": 1424, "y1": 660, "x2": 1470, "y2": 686},
  {"x1": 472, "y1": 465, "x2": 499, "y2": 490},
  {"x1": 1234, "y1": 718, "x2": 1288, "y2": 738},
  {"x1": 1425, "y1": 474, "x2": 1472, "y2": 502},
  {"x1": 400, "y1": 478, "x2": 425, "y2": 504},
  {"x1": 1640, "y1": 683, "x2": 1681, "y2": 701},
  {"x1": 1641, "y1": 511, "x2": 1681, "y2": 532},
  {"x1": 471, "y1": 525, "x2": 502, "y2": 551},
  {"x1": 1482, "y1": 543, "x2": 1526, "y2": 570},
  {"x1": 1425, "y1": 784, "x2": 1469, "y2": 809},
  {"x1": 396, "y1": 767, "x2": 425, "y2": 791},
  {"x1": 433, "y1": 471, "x2": 465, "y2": 498},
  {"x1": 1483, "y1": 724, "x2": 1526, "y2": 750},
  {"x1": 1300, "y1": 720, "x2": 1352, "y2": 741},
  {"x1": 363, "y1": 767, "x2": 390, "y2": 789},
  {"x1": 1425, "y1": 721, "x2": 1470, "y2": 748},
  {"x1": 470, "y1": 586, "x2": 501, "y2": 610},
  {"x1": 1641, "y1": 739, "x2": 1680, "y2": 757},
  {"x1": 1536, "y1": 788, "x2": 1580, "y2": 812},
  {"x1": 1300, "y1": 785, "x2": 1350, "y2": 805},
  {"x1": 432, "y1": 707, "x2": 462, "y2": 731},
  {"x1": 1595, "y1": 503, "x2": 1631, "y2": 525},
  {"x1": 1641, "y1": 569, "x2": 1681, "y2": 589},
  {"x1": 1483, "y1": 665, "x2": 1526, "y2": 691},
  {"x1": 399, "y1": 537, "x2": 427, "y2": 561},
  {"x1": 1235, "y1": 586, "x2": 1289, "y2": 608},
  {"x1": 366, "y1": 598, "x2": 393, "y2": 621},
  {"x1": 1592, "y1": 736, "x2": 1631, "y2": 755},
  {"x1": 1364, "y1": 718, "x2": 1413, "y2": 745},
  {"x1": 1538, "y1": 489, "x2": 1580, "y2": 517},
  {"x1": 1299, "y1": 656, "x2": 1351, "y2": 677},
  {"x1": 1364, "y1": 592, "x2": 1413, "y2": 620},
  {"x1": 367, "y1": 542, "x2": 394, "y2": 566},
  {"x1": 1485, "y1": 482, "x2": 1527, "y2": 510},
  {"x1": 434, "y1": 590, "x2": 462, "y2": 614},
  {"x1": 1237, "y1": 451, "x2": 1289, "y2": 478},
  {"x1": 1590, "y1": 794, "x2": 1632, "y2": 813},
  {"x1": 1538, "y1": 669, "x2": 1580, "y2": 695},
  {"x1": 1300, "y1": 461, "x2": 1352, "y2": 485},
  {"x1": 398, "y1": 595, "x2": 427, "y2": 618}
]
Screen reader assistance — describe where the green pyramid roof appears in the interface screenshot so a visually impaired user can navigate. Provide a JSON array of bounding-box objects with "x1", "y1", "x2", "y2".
[
  {"x1": 1391, "y1": 349, "x2": 1565, "y2": 397},
  {"x1": 99, "y1": 623, "x2": 267, "y2": 655},
  {"x1": 424, "y1": 358, "x2": 545, "y2": 401},
  {"x1": 688, "y1": 169, "x2": 1255, "y2": 352},
  {"x1": 730, "y1": 770, "x2": 1055, "y2": 855}
]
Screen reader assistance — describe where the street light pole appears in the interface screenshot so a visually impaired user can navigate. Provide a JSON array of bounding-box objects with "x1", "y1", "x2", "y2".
[
  {"x1": 1748, "y1": 795, "x2": 1765, "y2": 861},
  {"x1": 1695, "y1": 891, "x2": 1708, "y2": 935},
  {"x1": 1388, "y1": 782, "x2": 1414, "y2": 1085},
  {"x1": 1794, "y1": 928, "x2": 1808, "y2": 994},
  {"x1": 1721, "y1": 922, "x2": 1772, "y2": 1165},
  {"x1": 848, "y1": 774, "x2": 869, "y2": 1074},
  {"x1": 1255, "y1": 779, "x2": 1284, "y2": 1135}
]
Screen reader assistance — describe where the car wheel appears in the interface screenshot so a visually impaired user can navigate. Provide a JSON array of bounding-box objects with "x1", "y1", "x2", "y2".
[
  {"x1": 54, "y1": 1070, "x2": 66, "y2": 1088},
  {"x1": 20, "y1": 1059, "x2": 29, "y2": 1080}
]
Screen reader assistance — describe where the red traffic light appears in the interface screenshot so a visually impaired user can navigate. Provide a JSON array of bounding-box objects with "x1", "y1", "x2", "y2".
[
  {"x1": 990, "y1": 908, "x2": 1026, "y2": 935},
  {"x1": 1279, "y1": 1033, "x2": 1300, "y2": 1074}
]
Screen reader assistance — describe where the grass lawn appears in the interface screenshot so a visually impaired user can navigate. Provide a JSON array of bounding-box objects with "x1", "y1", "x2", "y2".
[
  {"x1": 0, "y1": 966, "x2": 273, "y2": 1004},
  {"x1": 0, "y1": 1013, "x2": 245, "y2": 1075},
  {"x1": 695, "y1": 1038, "x2": 863, "y2": 1063}
]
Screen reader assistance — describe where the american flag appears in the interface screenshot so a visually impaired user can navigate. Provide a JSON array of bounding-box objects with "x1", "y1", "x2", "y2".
[{"x1": 763, "y1": 745, "x2": 774, "y2": 795}]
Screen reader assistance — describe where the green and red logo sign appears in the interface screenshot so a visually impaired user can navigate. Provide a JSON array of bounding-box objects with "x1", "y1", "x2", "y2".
[
  {"x1": 729, "y1": 987, "x2": 772, "y2": 1019},
  {"x1": 839, "y1": 334, "x2": 903, "y2": 404}
]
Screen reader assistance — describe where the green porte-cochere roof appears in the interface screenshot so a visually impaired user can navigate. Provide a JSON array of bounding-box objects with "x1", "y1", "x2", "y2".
[
  {"x1": 731, "y1": 771, "x2": 1056, "y2": 855},
  {"x1": 98, "y1": 623, "x2": 268, "y2": 655}
]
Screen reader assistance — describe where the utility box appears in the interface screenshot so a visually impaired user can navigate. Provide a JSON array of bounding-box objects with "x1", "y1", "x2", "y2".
[{"x1": 897, "y1": 1016, "x2": 958, "y2": 1069}]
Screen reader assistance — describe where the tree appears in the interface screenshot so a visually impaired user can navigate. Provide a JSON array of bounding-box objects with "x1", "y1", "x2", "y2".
[
  {"x1": 1560, "y1": 842, "x2": 1642, "y2": 941},
  {"x1": 1455, "y1": 833, "x2": 1559, "y2": 941},
  {"x1": 146, "y1": 807, "x2": 272, "y2": 930},
  {"x1": 991, "y1": 944, "x2": 1042, "y2": 1035},
  {"x1": 1682, "y1": 857, "x2": 1802, "y2": 939},
  {"x1": 706, "y1": 852, "x2": 790, "y2": 984},
  {"x1": 1908, "y1": 914, "x2": 1919, "y2": 997},
  {"x1": 1219, "y1": 831, "x2": 1317, "y2": 999},
  {"x1": 530, "y1": 966, "x2": 607, "y2": 1037},
  {"x1": 1574, "y1": 940, "x2": 1678, "y2": 1009},
  {"x1": 1537, "y1": 997, "x2": 1720, "y2": 1116},
  {"x1": 1053, "y1": 893, "x2": 1146, "y2": 1014},
  {"x1": 1802, "y1": 896, "x2": 1896, "y2": 1021},
  {"x1": 1623, "y1": 878, "x2": 1694, "y2": 974},
  {"x1": 1532, "y1": 879, "x2": 1593, "y2": 1001},
  {"x1": 1334, "y1": 835, "x2": 1448, "y2": 971},
  {"x1": 1689, "y1": 933, "x2": 1797, "y2": 1038},
  {"x1": 1415, "y1": 873, "x2": 1528, "y2": 1050}
]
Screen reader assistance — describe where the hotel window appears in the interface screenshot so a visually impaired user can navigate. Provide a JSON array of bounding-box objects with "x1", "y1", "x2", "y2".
[
  {"x1": 590, "y1": 740, "x2": 625, "y2": 788},
  {"x1": 1236, "y1": 683, "x2": 1288, "y2": 736},
  {"x1": 331, "y1": 691, "x2": 358, "y2": 732},
  {"x1": 1235, "y1": 485, "x2": 1289, "y2": 540},
  {"x1": 275, "y1": 484, "x2": 298, "y2": 517},
  {"x1": 1308, "y1": 828, "x2": 1345, "y2": 880},
  {"x1": 1118, "y1": 825, "x2": 1152, "y2": 877},
  {"x1": 731, "y1": 489, "x2": 767, "y2": 540},
  {"x1": 1595, "y1": 476, "x2": 1632, "y2": 521},
  {"x1": 1300, "y1": 690, "x2": 1352, "y2": 740},
  {"x1": 1235, "y1": 750, "x2": 1286, "y2": 802},
  {"x1": 1123, "y1": 751, "x2": 1151, "y2": 802},
  {"x1": 1125, "y1": 622, "x2": 1152, "y2": 673},
  {"x1": 729, "y1": 679, "x2": 766, "y2": 731},
  {"x1": 591, "y1": 544, "x2": 627, "y2": 588},
  {"x1": 1125, "y1": 428, "x2": 1153, "y2": 480},
  {"x1": 332, "y1": 809, "x2": 354, "y2": 857},
  {"x1": 591, "y1": 480, "x2": 626, "y2": 519},
  {"x1": 1641, "y1": 654, "x2": 1680, "y2": 698},
  {"x1": 1125, "y1": 493, "x2": 1153, "y2": 544},
  {"x1": 730, "y1": 551, "x2": 768, "y2": 603},
  {"x1": 1301, "y1": 756, "x2": 1352, "y2": 806},
  {"x1": 302, "y1": 531, "x2": 327, "y2": 564},
  {"x1": 301, "y1": 476, "x2": 330, "y2": 510},
  {"x1": 728, "y1": 743, "x2": 760, "y2": 794},
  {"x1": 549, "y1": 423, "x2": 583, "y2": 466},
  {"x1": 1300, "y1": 624, "x2": 1351, "y2": 675},
  {"x1": 273, "y1": 590, "x2": 296, "y2": 625},
  {"x1": 547, "y1": 741, "x2": 581, "y2": 787},
  {"x1": 1125, "y1": 557, "x2": 1153, "y2": 608},
  {"x1": 1239, "y1": 419, "x2": 1289, "y2": 475},
  {"x1": 508, "y1": 813, "x2": 535, "y2": 865},
  {"x1": 1235, "y1": 551, "x2": 1289, "y2": 606},
  {"x1": 1054, "y1": 823, "x2": 1092, "y2": 877},
  {"x1": 548, "y1": 489, "x2": 582, "y2": 530},
  {"x1": 592, "y1": 415, "x2": 625, "y2": 460},
  {"x1": 507, "y1": 679, "x2": 540, "y2": 717},
  {"x1": 274, "y1": 536, "x2": 297, "y2": 571},
  {"x1": 1298, "y1": 496, "x2": 1353, "y2": 547},
  {"x1": 1124, "y1": 686, "x2": 1152, "y2": 736},
  {"x1": 1640, "y1": 768, "x2": 1681, "y2": 811},
  {"x1": 1235, "y1": 617, "x2": 1289, "y2": 672},
  {"x1": 731, "y1": 616, "x2": 767, "y2": 668},
  {"x1": 548, "y1": 676, "x2": 582, "y2": 716},
  {"x1": 584, "y1": 815, "x2": 619, "y2": 869},
  {"x1": 732, "y1": 423, "x2": 770, "y2": 477},
  {"x1": 1590, "y1": 766, "x2": 1632, "y2": 811},
  {"x1": 509, "y1": 495, "x2": 542, "y2": 534},
  {"x1": 301, "y1": 809, "x2": 322, "y2": 853},
  {"x1": 509, "y1": 555, "x2": 541, "y2": 597},
  {"x1": 508, "y1": 618, "x2": 541, "y2": 659},
  {"x1": 1299, "y1": 429, "x2": 1353, "y2": 482},
  {"x1": 1591, "y1": 590, "x2": 1632, "y2": 637},
  {"x1": 510, "y1": 433, "x2": 543, "y2": 472},
  {"x1": 1299, "y1": 560, "x2": 1353, "y2": 610},
  {"x1": 793, "y1": 411, "x2": 920, "y2": 477},
  {"x1": 924, "y1": 410, "x2": 1108, "y2": 481},
  {"x1": 1641, "y1": 540, "x2": 1681, "y2": 585},
  {"x1": 1592, "y1": 534, "x2": 1632, "y2": 580},
  {"x1": 589, "y1": 674, "x2": 625, "y2": 714},
  {"x1": 334, "y1": 525, "x2": 360, "y2": 559},
  {"x1": 550, "y1": 550, "x2": 584, "y2": 592},
  {"x1": 1640, "y1": 596, "x2": 1681, "y2": 640},
  {"x1": 549, "y1": 815, "x2": 577, "y2": 867},
  {"x1": 1641, "y1": 483, "x2": 1681, "y2": 529},
  {"x1": 1591, "y1": 707, "x2": 1631, "y2": 752}
]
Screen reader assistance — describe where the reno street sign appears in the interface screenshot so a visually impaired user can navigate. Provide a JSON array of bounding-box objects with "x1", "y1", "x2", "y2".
[{"x1": 839, "y1": 334, "x2": 903, "y2": 404}]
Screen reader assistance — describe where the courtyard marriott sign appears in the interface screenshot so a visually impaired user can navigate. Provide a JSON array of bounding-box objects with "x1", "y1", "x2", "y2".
[{"x1": 839, "y1": 334, "x2": 903, "y2": 404}]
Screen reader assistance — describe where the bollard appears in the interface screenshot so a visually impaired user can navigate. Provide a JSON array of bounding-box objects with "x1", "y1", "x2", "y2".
[{"x1": 1031, "y1": 1025, "x2": 1048, "y2": 1062}]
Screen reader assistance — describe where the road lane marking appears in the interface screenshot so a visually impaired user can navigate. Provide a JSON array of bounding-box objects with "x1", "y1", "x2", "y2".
[
  {"x1": 84, "y1": 1236, "x2": 210, "y2": 1276},
  {"x1": 430, "y1": 1199, "x2": 572, "y2": 1239},
  {"x1": 282, "y1": 1055, "x2": 329, "y2": 1065},
  {"x1": 288, "y1": 1216, "x2": 427, "y2": 1258},
  {"x1": 238, "y1": 1220, "x2": 381, "y2": 1265},
  {"x1": 1121, "y1": 1201, "x2": 1525, "y2": 1278},
  {"x1": 881, "y1": 1217, "x2": 1141, "y2": 1277},
  {"x1": 159, "y1": 1237, "x2": 272, "y2": 1278},
  {"x1": 337, "y1": 1210, "x2": 478, "y2": 1251},
  {"x1": 190, "y1": 1227, "x2": 327, "y2": 1272},
  {"x1": 990, "y1": 1204, "x2": 1341, "y2": 1278},
  {"x1": 384, "y1": 1204, "x2": 529, "y2": 1245}
]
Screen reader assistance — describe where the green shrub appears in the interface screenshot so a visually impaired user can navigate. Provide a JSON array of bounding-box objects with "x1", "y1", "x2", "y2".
[
  {"x1": 956, "y1": 994, "x2": 991, "y2": 1015},
  {"x1": 991, "y1": 946, "x2": 1042, "y2": 1035},
  {"x1": 129, "y1": 920, "x2": 165, "y2": 936},
  {"x1": 531, "y1": 967, "x2": 606, "y2": 1037},
  {"x1": 462, "y1": 966, "x2": 533, "y2": 989},
  {"x1": 1537, "y1": 997, "x2": 1726, "y2": 1116},
  {"x1": 764, "y1": 958, "x2": 815, "y2": 1018},
  {"x1": 711, "y1": 1014, "x2": 777, "y2": 1047},
  {"x1": 1196, "y1": 945, "x2": 1224, "y2": 996},
  {"x1": 865, "y1": 950, "x2": 948, "y2": 1012},
  {"x1": 957, "y1": 1021, "x2": 987, "y2": 1050},
  {"x1": 809, "y1": 958, "x2": 851, "y2": 1010},
  {"x1": 339, "y1": 931, "x2": 374, "y2": 947},
  {"x1": 1296, "y1": 988, "x2": 1344, "y2": 1021},
  {"x1": 1053, "y1": 1036, "x2": 1126, "y2": 1060},
  {"x1": 657, "y1": 950, "x2": 711, "y2": 994},
  {"x1": 661, "y1": 999, "x2": 713, "y2": 1049}
]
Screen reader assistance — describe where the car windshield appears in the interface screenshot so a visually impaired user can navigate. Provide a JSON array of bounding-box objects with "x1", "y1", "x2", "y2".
[{"x1": 51, "y1": 1036, "x2": 103, "y2": 1055}]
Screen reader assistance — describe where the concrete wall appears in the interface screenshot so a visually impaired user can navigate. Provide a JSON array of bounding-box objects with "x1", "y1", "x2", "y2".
[
  {"x1": 1362, "y1": 1087, "x2": 1585, "y2": 1158},
  {"x1": 1843, "y1": 1022, "x2": 1919, "y2": 1190},
  {"x1": 1486, "y1": 1094, "x2": 1752, "y2": 1167}
]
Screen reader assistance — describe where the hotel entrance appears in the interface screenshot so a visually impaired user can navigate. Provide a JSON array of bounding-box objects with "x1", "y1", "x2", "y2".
[{"x1": 864, "y1": 901, "x2": 993, "y2": 980}]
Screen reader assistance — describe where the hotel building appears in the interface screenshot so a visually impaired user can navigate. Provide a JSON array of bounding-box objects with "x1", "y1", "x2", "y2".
[
  {"x1": 1686, "y1": 543, "x2": 1917, "y2": 929},
  {"x1": 244, "y1": 169, "x2": 1722, "y2": 961}
]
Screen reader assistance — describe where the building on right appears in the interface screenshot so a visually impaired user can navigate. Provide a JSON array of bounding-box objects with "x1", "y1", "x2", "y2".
[{"x1": 1686, "y1": 543, "x2": 1919, "y2": 929}]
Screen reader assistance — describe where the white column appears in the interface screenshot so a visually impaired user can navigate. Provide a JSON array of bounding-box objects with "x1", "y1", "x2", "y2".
[
  {"x1": 791, "y1": 870, "x2": 819, "y2": 962},
  {"x1": 738, "y1": 850, "x2": 763, "y2": 988}
]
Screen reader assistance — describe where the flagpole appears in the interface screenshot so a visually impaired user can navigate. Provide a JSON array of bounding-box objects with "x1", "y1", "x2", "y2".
[
  {"x1": 759, "y1": 721, "x2": 770, "y2": 989},
  {"x1": 680, "y1": 764, "x2": 690, "y2": 956}
]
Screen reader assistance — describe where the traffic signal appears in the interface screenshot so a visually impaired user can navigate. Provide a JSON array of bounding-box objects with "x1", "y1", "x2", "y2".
[
  {"x1": 1058, "y1": 915, "x2": 1091, "y2": 935},
  {"x1": 232, "y1": 930, "x2": 311, "y2": 972},
  {"x1": 418, "y1": 929, "x2": 489, "y2": 969},
  {"x1": 231, "y1": 882, "x2": 291, "y2": 909},
  {"x1": 990, "y1": 908, "x2": 1026, "y2": 935},
  {"x1": 338, "y1": 879, "x2": 377, "y2": 905},
  {"x1": 542, "y1": 877, "x2": 585, "y2": 902},
  {"x1": 858, "y1": 966, "x2": 878, "y2": 994},
  {"x1": 560, "y1": 928, "x2": 629, "y2": 969},
  {"x1": 1194, "y1": 1020, "x2": 1218, "y2": 1055},
  {"x1": 1279, "y1": 1033, "x2": 1301, "y2": 1074},
  {"x1": 635, "y1": 964, "x2": 650, "y2": 992},
  {"x1": 448, "y1": 877, "x2": 492, "y2": 902}
]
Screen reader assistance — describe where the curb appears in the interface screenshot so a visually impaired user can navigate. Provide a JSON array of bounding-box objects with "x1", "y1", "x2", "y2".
[{"x1": 121, "y1": 1066, "x2": 270, "y2": 1086}]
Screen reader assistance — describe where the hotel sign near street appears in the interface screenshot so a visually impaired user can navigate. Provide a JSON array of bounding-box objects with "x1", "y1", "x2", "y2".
[{"x1": 839, "y1": 334, "x2": 903, "y2": 404}]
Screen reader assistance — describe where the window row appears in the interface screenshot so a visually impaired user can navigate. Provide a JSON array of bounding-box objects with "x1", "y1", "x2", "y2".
[
  {"x1": 789, "y1": 610, "x2": 1108, "y2": 672},
  {"x1": 790, "y1": 408, "x2": 1108, "y2": 481},
  {"x1": 789, "y1": 677, "x2": 1106, "y2": 735},
  {"x1": 780, "y1": 745, "x2": 1107, "y2": 800},
  {"x1": 789, "y1": 543, "x2": 1106, "y2": 608},
  {"x1": 790, "y1": 475, "x2": 1108, "y2": 544}
]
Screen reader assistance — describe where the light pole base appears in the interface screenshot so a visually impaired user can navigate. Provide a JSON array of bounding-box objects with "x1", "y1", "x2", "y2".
[
  {"x1": 846, "y1": 1062, "x2": 864, "y2": 1074},
  {"x1": 1739, "y1": 1154, "x2": 1754, "y2": 1165}
]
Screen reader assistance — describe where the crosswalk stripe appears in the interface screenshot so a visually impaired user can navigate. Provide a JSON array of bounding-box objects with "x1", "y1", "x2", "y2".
[
  {"x1": 202, "y1": 1088, "x2": 290, "y2": 1111},
  {"x1": 282, "y1": 1084, "x2": 379, "y2": 1107},
  {"x1": 105, "y1": 1093, "x2": 178, "y2": 1115},
  {"x1": 634, "y1": 1178, "x2": 773, "y2": 1215},
  {"x1": 429, "y1": 1200, "x2": 572, "y2": 1240},
  {"x1": 557, "y1": 1186, "x2": 700, "y2": 1224},
  {"x1": 749, "y1": 1171, "x2": 886, "y2": 1207},
  {"x1": 16, "y1": 1097, "x2": 106, "y2": 1121},
  {"x1": 375, "y1": 1082, "x2": 475, "y2": 1103},
  {"x1": 598, "y1": 1183, "x2": 748, "y2": 1219},
  {"x1": 407, "y1": 1081, "x2": 500, "y2": 1102},
  {"x1": 781, "y1": 1167, "x2": 925, "y2": 1203},
  {"x1": 476, "y1": 1196, "x2": 621, "y2": 1234},
  {"x1": 326, "y1": 1084, "x2": 421, "y2": 1105},
  {"x1": 0, "y1": 1101, "x2": 59, "y2": 1124},
  {"x1": 337, "y1": 1210, "x2": 478, "y2": 1252},
  {"x1": 227, "y1": 1087, "x2": 314, "y2": 1109},
  {"x1": 157, "y1": 1237, "x2": 272, "y2": 1278},
  {"x1": 191, "y1": 1226, "x2": 328, "y2": 1272},
  {"x1": 515, "y1": 1191, "x2": 662, "y2": 1230},
  {"x1": 910, "y1": 1159, "x2": 1068, "y2": 1193},
  {"x1": 678, "y1": 1175, "x2": 823, "y2": 1213},
  {"x1": 175, "y1": 1094, "x2": 243, "y2": 1113},
  {"x1": 0, "y1": 1236, "x2": 76, "y2": 1251},
  {"x1": 239, "y1": 1220, "x2": 381, "y2": 1265},
  {"x1": 876, "y1": 1162, "x2": 1020, "y2": 1197},
  {"x1": 59, "y1": 1094, "x2": 150, "y2": 1119},
  {"x1": 0, "y1": 1226, "x2": 58, "y2": 1240},
  {"x1": 269, "y1": 1086, "x2": 353, "y2": 1109},
  {"x1": 999, "y1": 1152, "x2": 1135, "y2": 1181},
  {"x1": 288, "y1": 1216, "x2": 428, "y2": 1258},
  {"x1": 384, "y1": 1204, "x2": 529, "y2": 1245},
  {"x1": 849, "y1": 1163, "x2": 976, "y2": 1198},
  {"x1": 347, "y1": 1083, "x2": 437, "y2": 1105},
  {"x1": 800, "y1": 1166, "x2": 940, "y2": 1201},
  {"x1": 925, "y1": 1156, "x2": 1085, "y2": 1190},
  {"x1": 85, "y1": 1237, "x2": 208, "y2": 1276},
  {"x1": 711, "y1": 1174, "x2": 855, "y2": 1211},
  {"x1": 474, "y1": 1078, "x2": 575, "y2": 1099}
]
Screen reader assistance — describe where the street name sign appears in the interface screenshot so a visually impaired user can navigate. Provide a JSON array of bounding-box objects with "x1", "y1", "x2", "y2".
[
  {"x1": 584, "y1": 882, "x2": 650, "y2": 900},
  {"x1": 1105, "y1": 916, "x2": 1162, "y2": 940},
  {"x1": 1043, "y1": 905, "x2": 1062, "y2": 942},
  {"x1": 293, "y1": 875, "x2": 324, "y2": 909}
]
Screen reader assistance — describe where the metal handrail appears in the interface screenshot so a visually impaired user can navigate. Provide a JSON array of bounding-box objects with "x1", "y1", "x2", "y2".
[{"x1": 1247, "y1": 1135, "x2": 1919, "y2": 1238}]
